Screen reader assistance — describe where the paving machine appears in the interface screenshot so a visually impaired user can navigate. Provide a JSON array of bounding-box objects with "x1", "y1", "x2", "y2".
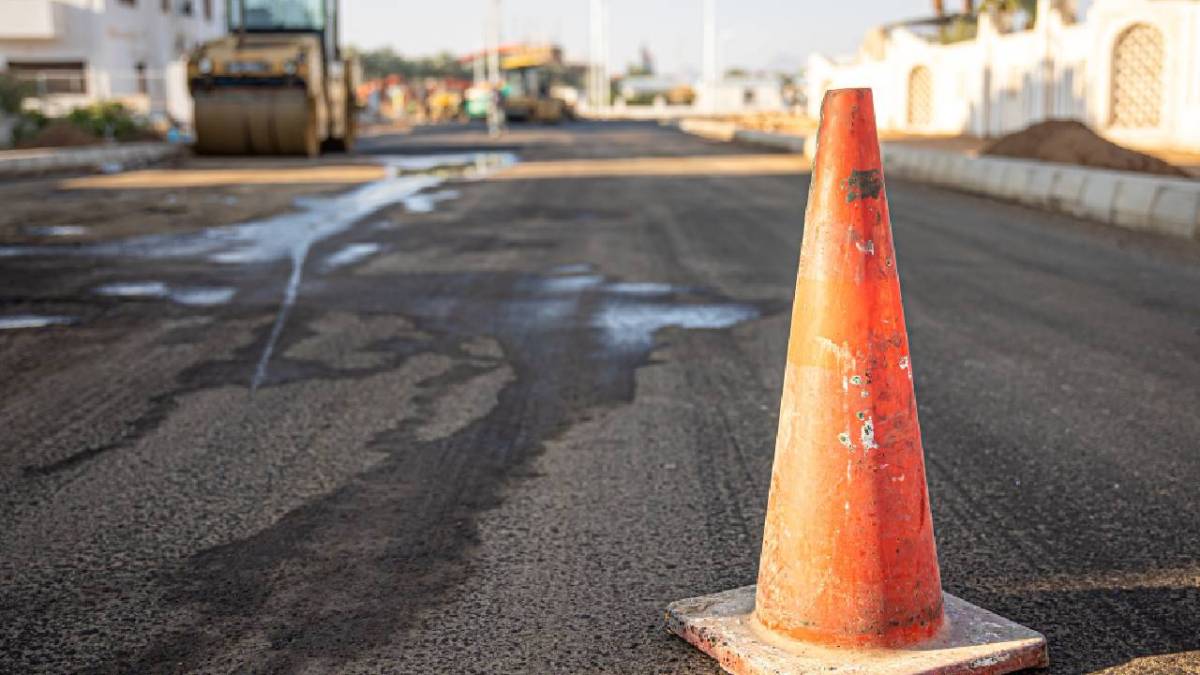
[{"x1": 187, "y1": 0, "x2": 357, "y2": 156}]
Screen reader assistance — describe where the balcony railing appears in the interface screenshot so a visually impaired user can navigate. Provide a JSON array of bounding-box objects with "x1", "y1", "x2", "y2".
[{"x1": 12, "y1": 70, "x2": 87, "y2": 96}]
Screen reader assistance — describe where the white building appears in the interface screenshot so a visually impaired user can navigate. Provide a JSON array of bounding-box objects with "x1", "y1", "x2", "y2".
[
  {"x1": 806, "y1": 0, "x2": 1200, "y2": 152},
  {"x1": 694, "y1": 77, "x2": 786, "y2": 114},
  {"x1": 0, "y1": 0, "x2": 227, "y2": 124}
]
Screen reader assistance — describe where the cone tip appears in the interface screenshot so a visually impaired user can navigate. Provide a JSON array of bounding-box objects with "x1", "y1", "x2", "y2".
[
  {"x1": 811, "y1": 87, "x2": 882, "y2": 187},
  {"x1": 820, "y1": 88, "x2": 874, "y2": 117},
  {"x1": 824, "y1": 87, "x2": 872, "y2": 97}
]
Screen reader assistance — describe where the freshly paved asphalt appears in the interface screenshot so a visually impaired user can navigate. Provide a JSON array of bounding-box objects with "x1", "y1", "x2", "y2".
[{"x1": 1, "y1": 122, "x2": 1198, "y2": 674}]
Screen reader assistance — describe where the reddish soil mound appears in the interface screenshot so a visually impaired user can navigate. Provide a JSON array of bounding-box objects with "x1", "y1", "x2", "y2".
[
  {"x1": 982, "y1": 120, "x2": 1188, "y2": 178},
  {"x1": 16, "y1": 120, "x2": 100, "y2": 149}
]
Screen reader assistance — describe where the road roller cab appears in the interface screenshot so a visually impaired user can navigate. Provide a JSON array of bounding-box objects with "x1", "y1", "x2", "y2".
[{"x1": 188, "y1": 0, "x2": 357, "y2": 156}]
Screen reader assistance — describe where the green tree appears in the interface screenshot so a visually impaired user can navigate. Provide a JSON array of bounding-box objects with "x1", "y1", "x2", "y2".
[
  {"x1": 358, "y1": 48, "x2": 471, "y2": 81},
  {"x1": 979, "y1": 0, "x2": 1038, "y2": 28},
  {"x1": 936, "y1": 0, "x2": 1038, "y2": 42}
]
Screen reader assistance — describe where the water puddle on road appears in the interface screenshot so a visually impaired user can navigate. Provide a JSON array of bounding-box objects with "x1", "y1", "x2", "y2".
[
  {"x1": 534, "y1": 274, "x2": 605, "y2": 294},
  {"x1": 169, "y1": 287, "x2": 238, "y2": 306},
  {"x1": 548, "y1": 263, "x2": 595, "y2": 275},
  {"x1": 605, "y1": 281, "x2": 677, "y2": 296},
  {"x1": 592, "y1": 302, "x2": 758, "y2": 350},
  {"x1": 0, "y1": 315, "x2": 76, "y2": 330},
  {"x1": 547, "y1": 273, "x2": 759, "y2": 351},
  {"x1": 94, "y1": 282, "x2": 236, "y2": 306},
  {"x1": 403, "y1": 189, "x2": 461, "y2": 213},
  {"x1": 446, "y1": 268, "x2": 762, "y2": 357},
  {"x1": 1, "y1": 151, "x2": 518, "y2": 389},
  {"x1": 387, "y1": 153, "x2": 514, "y2": 175},
  {"x1": 321, "y1": 243, "x2": 382, "y2": 272},
  {"x1": 24, "y1": 225, "x2": 89, "y2": 237},
  {"x1": 0, "y1": 153, "x2": 515, "y2": 266}
]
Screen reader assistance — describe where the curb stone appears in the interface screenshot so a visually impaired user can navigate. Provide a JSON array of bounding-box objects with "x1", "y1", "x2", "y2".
[
  {"x1": 0, "y1": 142, "x2": 183, "y2": 178},
  {"x1": 879, "y1": 145, "x2": 1200, "y2": 241},
  {"x1": 672, "y1": 120, "x2": 1200, "y2": 241}
]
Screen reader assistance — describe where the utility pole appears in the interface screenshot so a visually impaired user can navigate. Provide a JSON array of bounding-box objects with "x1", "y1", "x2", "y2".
[
  {"x1": 702, "y1": 0, "x2": 717, "y2": 113},
  {"x1": 486, "y1": 0, "x2": 503, "y2": 136},
  {"x1": 601, "y1": 0, "x2": 610, "y2": 109},
  {"x1": 589, "y1": 0, "x2": 610, "y2": 112},
  {"x1": 473, "y1": 33, "x2": 485, "y2": 85},
  {"x1": 589, "y1": 0, "x2": 600, "y2": 111}
]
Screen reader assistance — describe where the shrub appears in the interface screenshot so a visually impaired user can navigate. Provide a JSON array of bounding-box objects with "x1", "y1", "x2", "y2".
[
  {"x1": 623, "y1": 92, "x2": 661, "y2": 107},
  {"x1": 10, "y1": 110, "x2": 48, "y2": 146},
  {"x1": 66, "y1": 102, "x2": 143, "y2": 141},
  {"x1": 10, "y1": 101, "x2": 159, "y2": 148},
  {"x1": 0, "y1": 72, "x2": 31, "y2": 114}
]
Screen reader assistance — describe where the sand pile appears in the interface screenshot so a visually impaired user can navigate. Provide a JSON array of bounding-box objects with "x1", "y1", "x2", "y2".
[{"x1": 982, "y1": 120, "x2": 1188, "y2": 178}]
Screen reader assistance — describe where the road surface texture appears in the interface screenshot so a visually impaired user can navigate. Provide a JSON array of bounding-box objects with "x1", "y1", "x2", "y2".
[{"x1": 1, "y1": 122, "x2": 1198, "y2": 674}]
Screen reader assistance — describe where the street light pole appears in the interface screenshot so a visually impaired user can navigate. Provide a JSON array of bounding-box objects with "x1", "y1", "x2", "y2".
[
  {"x1": 703, "y1": 0, "x2": 717, "y2": 113},
  {"x1": 487, "y1": 0, "x2": 503, "y2": 136},
  {"x1": 601, "y1": 0, "x2": 610, "y2": 109},
  {"x1": 589, "y1": 0, "x2": 600, "y2": 111},
  {"x1": 474, "y1": 32, "x2": 485, "y2": 85},
  {"x1": 487, "y1": 0, "x2": 501, "y2": 85},
  {"x1": 589, "y1": 0, "x2": 610, "y2": 112}
]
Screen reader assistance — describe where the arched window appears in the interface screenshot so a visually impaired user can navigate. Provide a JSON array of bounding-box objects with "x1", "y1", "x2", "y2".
[
  {"x1": 1110, "y1": 24, "x2": 1164, "y2": 128},
  {"x1": 907, "y1": 66, "x2": 933, "y2": 128}
]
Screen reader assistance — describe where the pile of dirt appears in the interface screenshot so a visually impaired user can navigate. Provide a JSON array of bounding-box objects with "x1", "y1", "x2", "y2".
[
  {"x1": 982, "y1": 120, "x2": 1188, "y2": 178},
  {"x1": 16, "y1": 120, "x2": 100, "y2": 149}
]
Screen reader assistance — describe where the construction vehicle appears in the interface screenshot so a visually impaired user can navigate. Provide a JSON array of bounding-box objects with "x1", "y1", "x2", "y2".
[
  {"x1": 499, "y1": 45, "x2": 567, "y2": 124},
  {"x1": 187, "y1": 0, "x2": 357, "y2": 156}
]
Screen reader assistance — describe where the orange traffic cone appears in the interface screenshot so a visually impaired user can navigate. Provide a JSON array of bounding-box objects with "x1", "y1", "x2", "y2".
[{"x1": 666, "y1": 89, "x2": 1049, "y2": 674}]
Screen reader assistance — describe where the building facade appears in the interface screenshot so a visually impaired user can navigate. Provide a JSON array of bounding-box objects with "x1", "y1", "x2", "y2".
[
  {"x1": 0, "y1": 0, "x2": 226, "y2": 124},
  {"x1": 806, "y1": 0, "x2": 1200, "y2": 151},
  {"x1": 694, "y1": 77, "x2": 786, "y2": 114}
]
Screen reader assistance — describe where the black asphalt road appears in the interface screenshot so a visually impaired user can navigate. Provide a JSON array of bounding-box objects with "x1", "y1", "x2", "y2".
[{"x1": 1, "y1": 122, "x2": 1198, "y2": 674}]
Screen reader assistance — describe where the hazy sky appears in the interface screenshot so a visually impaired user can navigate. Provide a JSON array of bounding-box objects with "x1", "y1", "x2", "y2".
[{"x1": 339, "y1": 1, "x2": 937, "y2": 75}]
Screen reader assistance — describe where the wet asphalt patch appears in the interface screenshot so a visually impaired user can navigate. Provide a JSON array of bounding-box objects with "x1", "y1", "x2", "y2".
[
  {"x1": 96, "y1": 259, "x2": 768, "y2": 672},
  {"x1": 3, "y1": 147, "x2": 775, "y2": 673},
  {"x1": 0, "y1": 152, "x2": 516, "y2": 390}
]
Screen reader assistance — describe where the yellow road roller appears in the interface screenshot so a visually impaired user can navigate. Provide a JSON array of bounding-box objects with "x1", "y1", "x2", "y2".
[
  {"x1": 500, "y1": 45, "x2": 566, "y2": 124},
  {"x1": 187, "y1": 0, "x2": 357, "y2": 156}
]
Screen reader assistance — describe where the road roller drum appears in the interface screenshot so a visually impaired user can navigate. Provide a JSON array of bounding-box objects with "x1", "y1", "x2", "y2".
[
  {"x1": 187, "y1": 0, "x2": 356, "y2": 157},
  {"x1": 193, "y1": 90, "x2": 318, "y2": 156}
]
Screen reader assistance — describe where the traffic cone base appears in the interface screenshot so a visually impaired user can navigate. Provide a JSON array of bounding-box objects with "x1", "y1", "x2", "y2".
[{"x1": 667, "y1": 586, "x2": 1048, "y2": 675}]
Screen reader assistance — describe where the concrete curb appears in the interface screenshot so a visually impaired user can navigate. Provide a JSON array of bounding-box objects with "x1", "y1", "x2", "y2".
[
  {"x1": 0, "y1": 142, "x2": 183, "y2": 179},
  {"x1": 677, "y1": 119, "x2": 738, "y2": 142},
  {"x1": 671, "y1": 118, "x2": 1200, "y2": 241},
  {"x1": 881, "y1": 145, "x2": 1200, "y2": 241},
  {"x1": 730, "y1": 129, "x2": 807, "y2": 154},
  {"x1": 672, "y1": 120, "x2": 816, "y2": 158}
]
